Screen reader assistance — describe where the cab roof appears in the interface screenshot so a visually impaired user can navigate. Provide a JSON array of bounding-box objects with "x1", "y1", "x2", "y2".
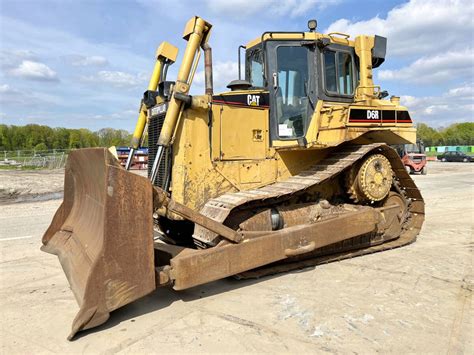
[{"x1": 245, "y1": 31, "x2": 355, "y2": 49}]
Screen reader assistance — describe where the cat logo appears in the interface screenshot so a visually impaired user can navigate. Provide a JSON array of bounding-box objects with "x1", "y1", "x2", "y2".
[{"x1": 247, "y1": 94, "x2": 260, "y2": 107}]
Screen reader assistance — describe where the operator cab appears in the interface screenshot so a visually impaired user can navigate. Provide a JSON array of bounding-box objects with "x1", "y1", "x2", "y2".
[
  {"x1": 230, "y1": 20, "x2": 386, "y2": 142},
  {"x1": 242, "y1": 28, "x2": 360, "y2": 141}
]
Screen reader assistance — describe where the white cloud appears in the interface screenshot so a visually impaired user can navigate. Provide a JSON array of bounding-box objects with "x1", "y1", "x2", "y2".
[
  {"x1": 0, "y1": 16, "x2": 150, "y2": 73},
  {"x1": 194, "y1": 61, "x2": 239, "y2": 92},
  {"x1": 378, "y1": 49, "x2": 474, "y2": 84},
  {"x1": 0, "y1": 83, "x2": 60, "y2": 106},
  {"x1": 446, "y1": 85, "x2": 474, "y2": 97},
  {"x1": 93, "y1": 109, "x2": 137, "y2": 121},
  {"x1": 206, "y1": 0, "x2": 340, "y2": 18},
  {"x1": 81, "y1": 70, "x2": 147, "y2": 87},
  {"x1": 0, "y1": 84, "x2": 32, "y2": 107},
  {"x1": 0, "y1": 84, "x2": 21, "y2": 103},
  {"x1": 325, "y1": 0, "x2": 474, "y2": 56},
  {"x1": 137, "y1": 0, "x2": 339, "y2": 20},
  {"x1": 0, "y1": 84, "x2": 15, "y2": 94},
  {"x1": 66, "y1": 55, "x2": 109, "y2": 67},
  {"x1": 401, "y1": 83, "x2": 474, "y2": 126},
  {"x1": 1, "y1": 49, "x2": 36, "y2": 61},
  {"x1": 8, "y1": 60, "x2": 59, "y2": 81},
  {"x1": 0, "y1": 49, "x2": 38, "y2": 70}
]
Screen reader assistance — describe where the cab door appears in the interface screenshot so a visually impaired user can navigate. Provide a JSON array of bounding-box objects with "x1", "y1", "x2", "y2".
[{"x1": 265, "y1": 41, "x2": 316, "y2": 143}]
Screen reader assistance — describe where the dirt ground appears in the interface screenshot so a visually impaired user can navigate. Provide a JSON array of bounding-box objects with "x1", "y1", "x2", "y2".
[
  {"x1": 0, "y1": 169, "x2": 147, "y2": 205},
  {"x1": 0, "y1": 162, "x2": 472, "y2": 354},
  {"x1": 0, "y1": 170, "x2": 64, "y2": 204}
]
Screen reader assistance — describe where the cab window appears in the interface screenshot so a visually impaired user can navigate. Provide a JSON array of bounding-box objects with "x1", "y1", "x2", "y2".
[
  {"x1": 324, "y1": 50, "x2": 354, "y2": 96},
  {"x1": 275, "y1": 46, "x2": 310, "y2": 138},
  {"x1": 248, "y1": 48, "x2": 264, "y2": 87}
]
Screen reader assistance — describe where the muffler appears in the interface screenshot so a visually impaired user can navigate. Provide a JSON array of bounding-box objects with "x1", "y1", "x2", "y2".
[{"x1": 42, "y1": 148, "x2": 155, "y2": 339}]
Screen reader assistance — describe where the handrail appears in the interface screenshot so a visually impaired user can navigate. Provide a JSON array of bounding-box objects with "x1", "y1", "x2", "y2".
[{"x1": 328, "y1": 32, "x2": 351, "y2": 41}]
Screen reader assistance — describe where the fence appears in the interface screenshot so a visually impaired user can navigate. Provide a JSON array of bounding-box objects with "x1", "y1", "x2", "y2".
[
  {"x1": 425, "y1": 146, "x2": 474, "y2": 154},
  {"x1": 1, "y1": 149, "x2": 70, "y2": 169}
]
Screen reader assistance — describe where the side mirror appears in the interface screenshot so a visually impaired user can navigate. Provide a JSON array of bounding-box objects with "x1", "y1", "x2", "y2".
[
  {"x1": 379, "y1": 90, "x2": 389, "y2": 99},
  {"x1": 372, "y1": 35, "x2": 387, "y2": 68}
]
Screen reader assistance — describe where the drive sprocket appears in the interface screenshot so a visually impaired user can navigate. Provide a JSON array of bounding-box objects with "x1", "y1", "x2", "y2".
[{"x1": 346, "y1": 153, "x2": 393, "y2": 202}]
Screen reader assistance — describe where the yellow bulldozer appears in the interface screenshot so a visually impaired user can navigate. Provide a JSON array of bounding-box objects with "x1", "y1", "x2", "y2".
[{"x1": 42, "y1": 17, "x2": 424, "y2": 339}]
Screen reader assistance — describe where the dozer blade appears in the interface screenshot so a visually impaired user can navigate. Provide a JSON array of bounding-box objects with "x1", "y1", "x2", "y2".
[{"x1": 41, "y1": 148, "x2": 155, "y2": 340}]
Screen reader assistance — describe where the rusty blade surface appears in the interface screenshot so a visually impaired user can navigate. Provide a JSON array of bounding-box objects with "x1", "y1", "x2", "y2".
[
  {"x1": 41, "y1": 148, "x2": 155, "y2": 340},
  {"x1": 169, "y1": 208, "x2": 378, "y2": 290}
]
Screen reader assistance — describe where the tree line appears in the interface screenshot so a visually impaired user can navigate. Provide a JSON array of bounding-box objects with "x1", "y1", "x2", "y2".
[
  {"x1": 417, "y1": 122, "x2": 473, "y2": 147},
  {"x1": 0, "y1": 122, "x2": 472, "y2": 152},
  {"x1": 0, "y1": 124, "x2": 134, "y2": 151}
]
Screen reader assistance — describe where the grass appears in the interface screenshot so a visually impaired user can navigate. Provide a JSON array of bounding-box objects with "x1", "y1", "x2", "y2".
[
  {"x1": 0, "y1": 164, "x2": 43, "y2": 170},
  {"x1": 0, "y1": 165, "x2": 48, "y2": 170}
]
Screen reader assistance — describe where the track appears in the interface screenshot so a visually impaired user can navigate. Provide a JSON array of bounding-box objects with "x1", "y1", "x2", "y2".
[{"x1": 193, "y1": 143, "x2": 425, "y2": 277}]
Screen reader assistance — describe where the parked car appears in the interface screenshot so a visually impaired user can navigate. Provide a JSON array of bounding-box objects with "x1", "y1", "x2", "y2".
[{"x1": 437, "y1": 151, "x2": 473, "y2": 162}]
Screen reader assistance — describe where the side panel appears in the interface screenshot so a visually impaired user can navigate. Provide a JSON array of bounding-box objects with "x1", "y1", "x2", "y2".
[
  {"x1": 170, "y1": 108, "x2": 235, "y2": 213},
  {"x1": 219, "y1": 105, "x2": 268, "y2": 160},
  {"x1": 212, "y1": 92, "x2": 270, "y2": 161}
]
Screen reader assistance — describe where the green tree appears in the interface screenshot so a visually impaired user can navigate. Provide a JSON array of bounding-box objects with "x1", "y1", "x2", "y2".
[
  {"x1": 69, "y1": 130, "x2": 83, "y2": 149},
  {"x1": 52, "y1": 128, "x2": 70, "y2": 149},
  {"x1": 0, "y1": 125, "x2": 11, "y2": 150},
  {"x1": 34, "y1": 142, "x2": 48, "y2": 151},
  {"x1": 97, "y1": 128, "x2": 131, "y2": 147},
  {"x1": 441, "y1": 122, "x2": 474, "y2": 145},
  {"x1": 416, "y1": 123, "x2": 439, "y2": 146},
  {"x1": 1, "y1": 124, "x2": 135, "y2": 150},
  {"x1": 10, "y1": 126, "x2": 27, "y2": 150},
  {"x1": 79, "y1": 129, "x2": 99, "y2": 147}
]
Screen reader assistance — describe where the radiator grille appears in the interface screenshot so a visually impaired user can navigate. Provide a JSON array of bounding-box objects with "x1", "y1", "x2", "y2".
[{"x1": 148, "y1": 109, "x2": 172, "y2": 190}]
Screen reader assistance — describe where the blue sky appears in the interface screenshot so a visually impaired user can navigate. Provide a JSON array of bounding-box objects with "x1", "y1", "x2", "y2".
[{"x1": 0, "y1": 0, "x2": 472, "y2": 131}]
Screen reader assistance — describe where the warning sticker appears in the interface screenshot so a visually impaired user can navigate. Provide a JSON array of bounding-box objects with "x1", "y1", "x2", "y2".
[{"x1": 278, "y1": 124, "x2": 293, "y2": 137}]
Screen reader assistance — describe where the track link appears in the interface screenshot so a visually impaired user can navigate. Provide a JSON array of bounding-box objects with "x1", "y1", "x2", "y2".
[{"x1": 193, "y1": 143, "x2": 424, "y2": 277}]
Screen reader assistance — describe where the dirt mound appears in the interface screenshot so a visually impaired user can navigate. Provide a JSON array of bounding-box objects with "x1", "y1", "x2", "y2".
[{"x1": 0, "y1": 170, "x2": 64, "y2": 205}]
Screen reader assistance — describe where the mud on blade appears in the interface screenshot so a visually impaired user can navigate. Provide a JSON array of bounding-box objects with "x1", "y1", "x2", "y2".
[{"x1": 41, "y1": 148, "x2": 155, "y2": 340}]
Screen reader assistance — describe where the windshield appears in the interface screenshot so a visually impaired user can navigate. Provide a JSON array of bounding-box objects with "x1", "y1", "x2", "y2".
[
  {"x1": 275, "y1": 46, "x2": 310, "y2": 138},
  {"x1": 405, "y1": 143, "x2": 422, "y2": 153}
]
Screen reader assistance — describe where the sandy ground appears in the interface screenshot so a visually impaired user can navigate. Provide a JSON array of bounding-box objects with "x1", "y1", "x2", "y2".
[
  {"x1": 0, "y1": 170, "x2": 64, "y2": 204},
  {"x1": 0, "y1": 169, "x2": 147, "y2": 205},
  {"x1": 0, "y1": 162, "x2": 472, "y2": 354}
]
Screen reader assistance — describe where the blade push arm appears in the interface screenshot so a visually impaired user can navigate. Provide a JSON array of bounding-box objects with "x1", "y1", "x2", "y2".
[
  {"x1": 126, "y1": 42, "x2": 178, "y2": 170},
  {"x1": 150, "y1": 16, "x2": 212, "y2": 182}
]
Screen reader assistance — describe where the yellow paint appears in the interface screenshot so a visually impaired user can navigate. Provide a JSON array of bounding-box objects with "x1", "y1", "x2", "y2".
[
  {"x1": 245, "y1": 32, "x2": 355, "y2": 49},
  {"x1": 158, "y1": 17, "x2": 212, "y2": 147},
  {"x1": 165, "y1": 92, "x2": 416, "y2": 214},
  {"x1": 156, "y1": 42, "x2": 178, "y2": 63},
  {"x1": 354, "y1": 35, "x2": 376, "y2": 101},
  {"x1": 217, "y1": 105, "x2": 268, "y2": 160},
  {"x1": 148, "y1": 17, "x2": 417, "y2": 218},
  {"x1": 130, "y1": 42, "x2": 179, "y2": 149}
]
